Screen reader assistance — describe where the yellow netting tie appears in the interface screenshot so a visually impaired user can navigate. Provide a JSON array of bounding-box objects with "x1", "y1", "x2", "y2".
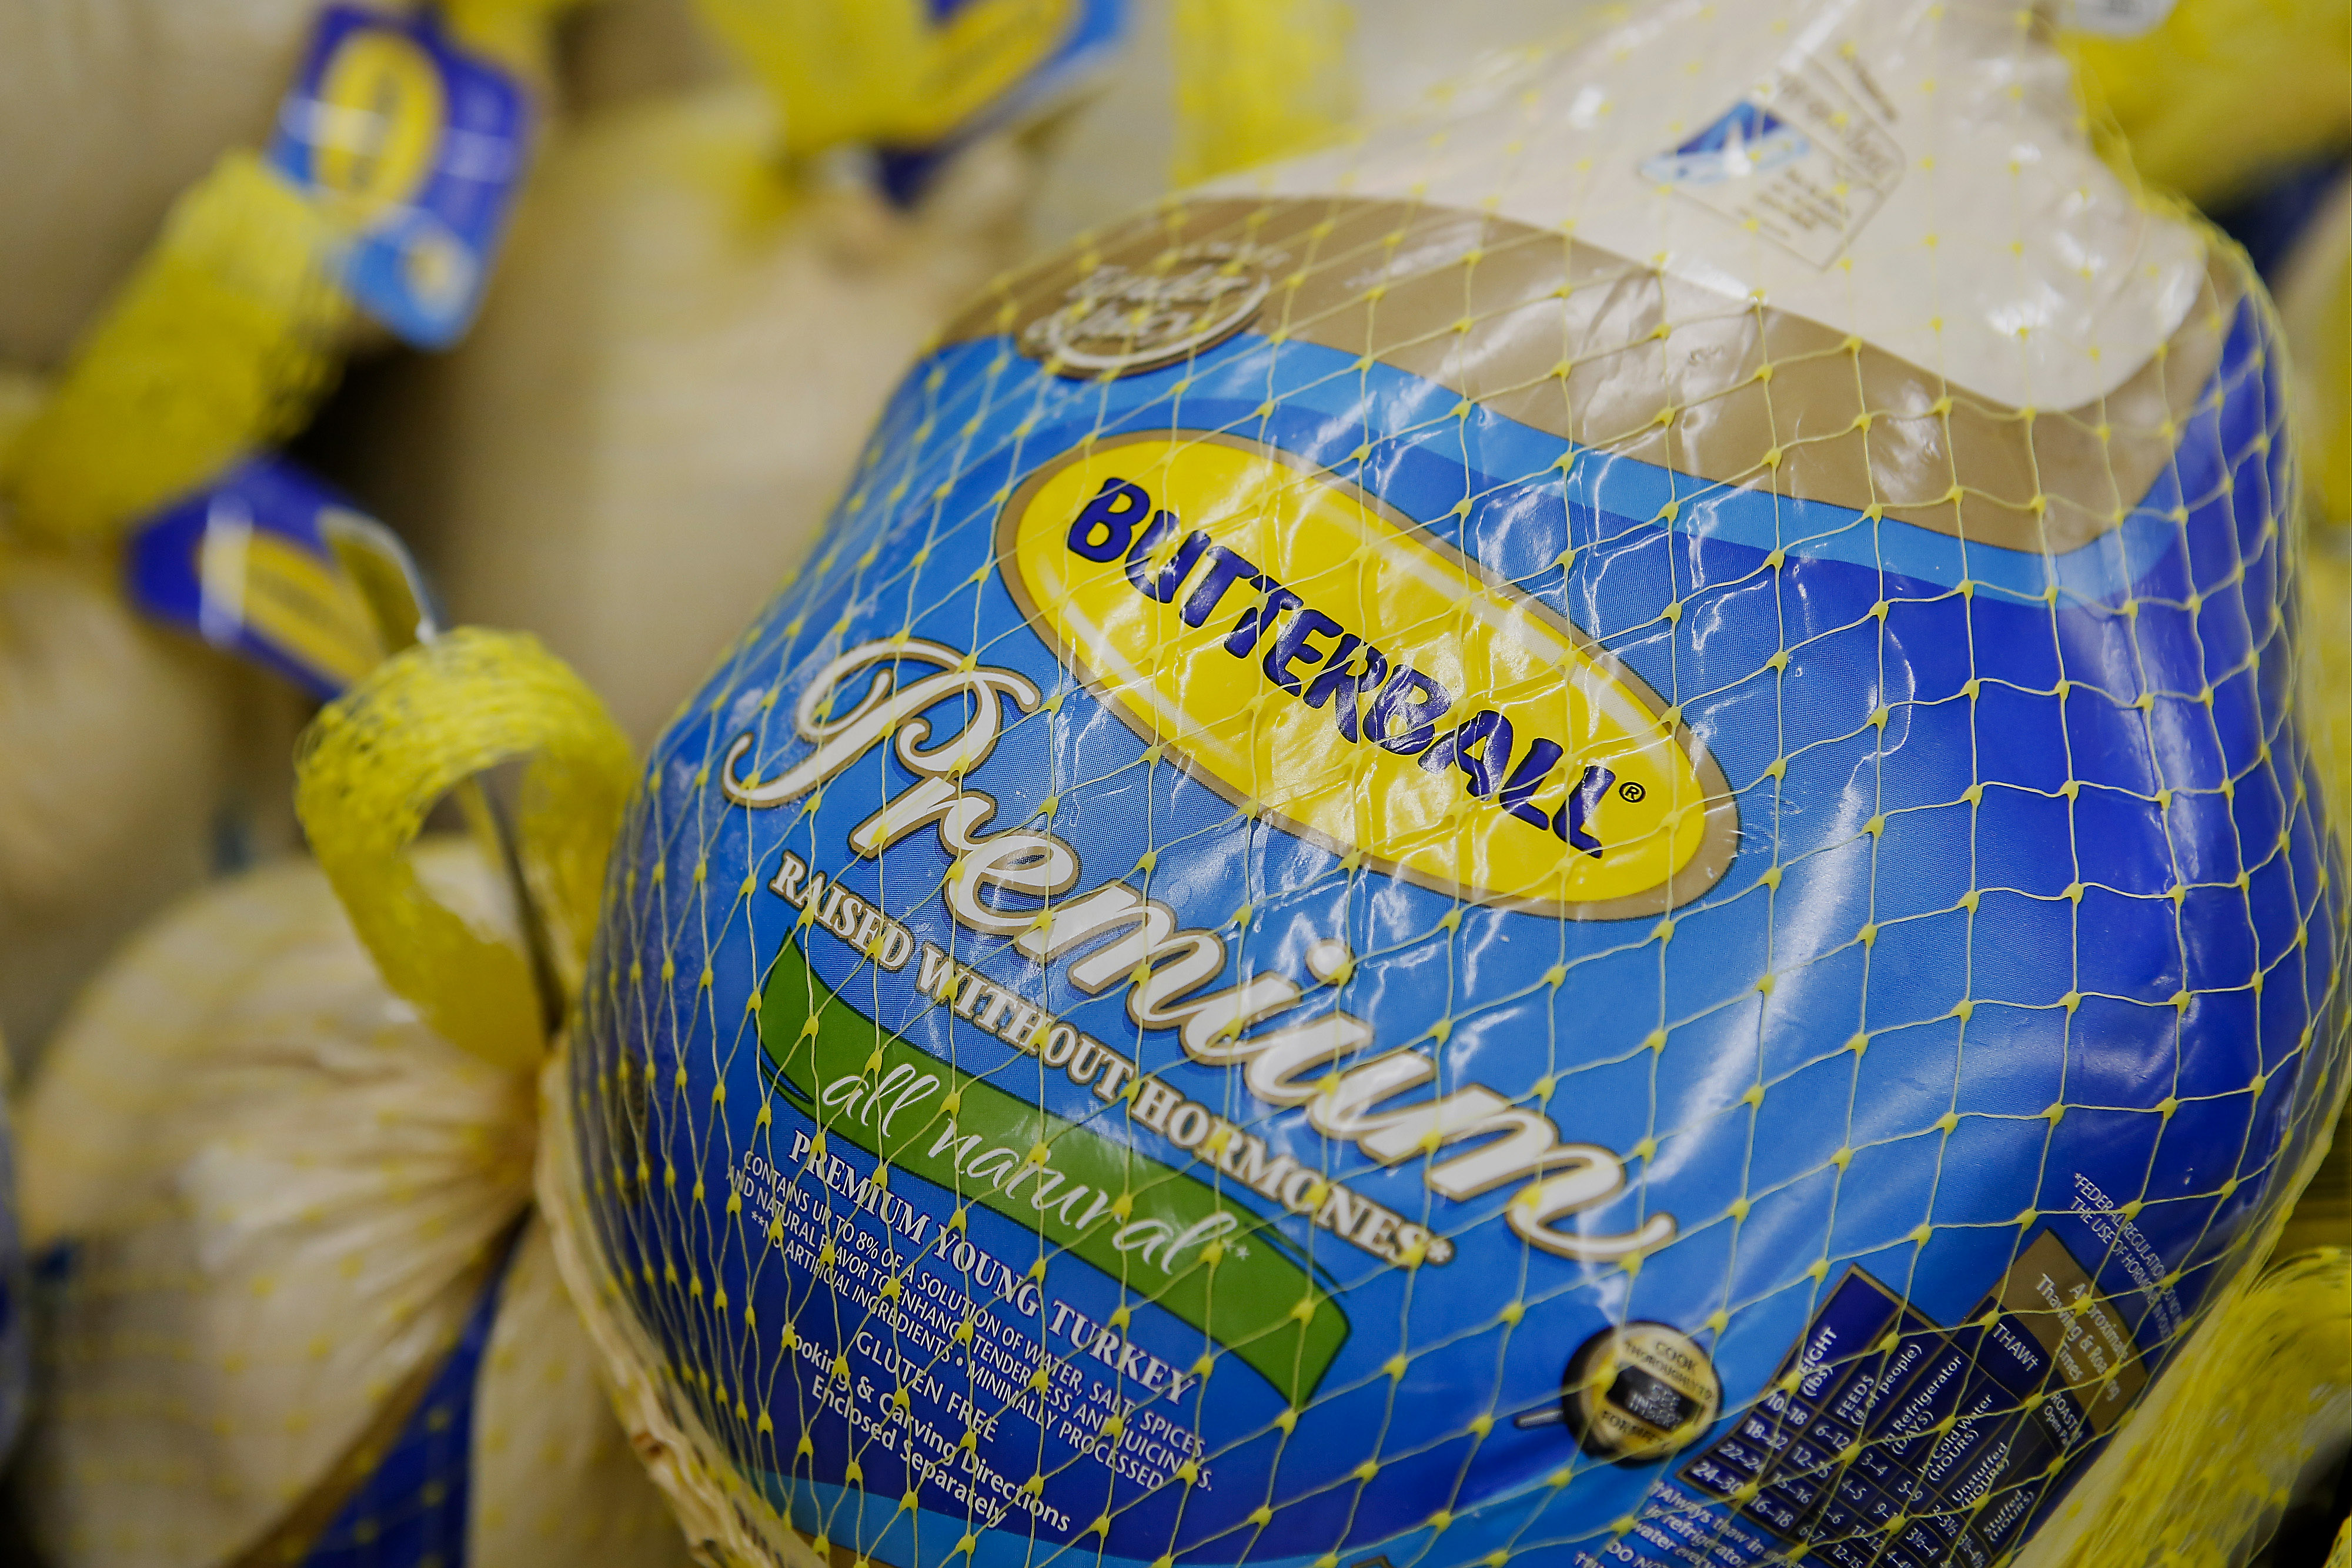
[
  {"x1": 0, "y1": 370, "x2": 44, "y2": 491},
  {"x1": 295, "y1": 628, "x2": 633, "y2": 1074},
  {"x1": 2307, "y1": 546, "x2": 2352, "y2": 851},
  {"x1": 1171, "y1": 0, "x2": 1355, "y2": 187},
  {"x1": 2065, "y1": 0, "x2": 2352, "y2": 208},
  {"x1": 5, "y1": 153, "x2": 352, "y2": 544},
  {"x1": 692, "y1": 0, "x2": 927, "y2": 155},
  {"x1": 2049, "y1": 1248, "x2": 2352, "y2": 1568},
  {"x1": 446, "y1": 0, "x2": 593, "y2": 71},
  {"x1": 692, "y1": 0, "x2": 1115, "y2": 158},
  {"x1": 4, "y1": 0, "x2": 586, "y2": 546},
  {"x1": 2284, "y1": 208, "x2": 2350, "y2": 530}
]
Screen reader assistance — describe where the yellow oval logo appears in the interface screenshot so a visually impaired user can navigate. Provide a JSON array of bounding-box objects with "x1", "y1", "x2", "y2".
[
  {"x1": 999, "y1": 434, "x2": 1737, "y2": 917},
  {"x1": 310, "y1": 29, "x2": 444, "y2": 225}
]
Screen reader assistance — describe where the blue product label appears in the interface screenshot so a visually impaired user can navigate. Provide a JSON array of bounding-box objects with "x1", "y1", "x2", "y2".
[
  {"x1": 268, "y1": 5, "x2": 532, "y2": 347},
  {"x1": 296, "y1": 1242, "x2": 517, "y2": 1567},
  {"x1": 874, "y1": 0, "x2": 1125, "y2": 204},
  {"x1": 126, "y1": 454, "x2": 435, "y2": 700},
  {"x1": 568, "y1": 196, "x2": 2347, "y2": 1568}
]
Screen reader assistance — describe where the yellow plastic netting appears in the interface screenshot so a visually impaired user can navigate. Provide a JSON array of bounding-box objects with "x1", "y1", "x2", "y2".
[
  {"x1": 2280, "y1": 175, "x2": 2352, "y2": 532},
  {"x1": 2066, "y1": 0, "x2": 2352, "y2": 547},
  {"x1": 346, "y1": 0, "x2": 1515, "y2": 755},
  {"x1": 1170, "y1": 0, "x2": 1355, "y2": 187},
  {"x1": 686, "y1": 0, "x2": 1087, "y2": 157},
  {"x1": 1023, "y1": 0, "x2": 1620, "y2": 260},
  {"x1": 7, "y1": 152, "x2": 353, "y2": 543},
  {"x1": 0, "y1": 0, "x2": 584, "y2": 1061},
  {"x1": 2050, "y1": 12, "x2": 2352, "y2": 1554},
  {"x1": 2030, "y1": 84, "x2": 2351, "y2": 1566},
  {"x1": 0, "y1": 0, "x2": 335, "y2": 369},
  {"x1": 2, "y1": 0, "x2": 586, "y2": 544},
  {"x1": 2018, "y1": 1249, "x2": 2352, "y2": 1568},
  {"x1": 2067, "y1": 0, "x2": 2352, "y2": 209},
  {"x1": 296, "y1": 628, "x2": 633, "y2": 1069},
  {"x1": 533, "y1": 6, "x2": 2352, "y2": 1568}
]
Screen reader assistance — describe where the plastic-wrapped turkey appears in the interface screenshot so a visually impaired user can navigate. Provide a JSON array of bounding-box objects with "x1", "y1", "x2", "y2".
[
  {"x1": 19, "y1": 620, "x2": 689, "y2": 1568},
  {"x1": 0, "y1": 0, "x2": 569, "y2": 1060},
  {"x1": 345, "y1": 0, "x2": 1618, "y2": 748},
  {"x1": 0, "y1": 538, "x2": 281, "y2": 1062},
  {"x1": 0, "y1": 0, "x2": 343, "y2": 366},
  {"x1": 539, "y1": 5, "x2": 2348, "y2": 1568},
  {"x1": 0, "y1": 0, "x2": 337, "y2": 1062},
  {"x1": 19, "y1": 838, "x2": 694, "y2": 1568},
  {"x1": 348, "y1": 83, "x2": 1043, "y2": 744}
]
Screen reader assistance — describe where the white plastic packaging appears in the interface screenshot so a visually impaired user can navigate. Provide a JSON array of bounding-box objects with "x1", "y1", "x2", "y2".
[{"x1": 18, "y1": 842, "x2": 691, "y2": 1568}]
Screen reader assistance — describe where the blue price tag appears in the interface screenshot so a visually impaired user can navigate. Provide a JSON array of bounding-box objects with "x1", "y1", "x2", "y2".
[
  {"x1": 127, "y1": 456, "x2": 436, "y2": 701},
  {"x1": 268, "y1": 5, "x2": 532, "y2": 347}
]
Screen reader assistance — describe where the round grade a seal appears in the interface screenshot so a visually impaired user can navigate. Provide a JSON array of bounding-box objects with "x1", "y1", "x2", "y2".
[
  {"x1": 1558, "y1": 1323, "x2": 1723, "y2": 1464},
  {"x1": 1022, "y1": 242, "x2": 1275, "y2": 377}
]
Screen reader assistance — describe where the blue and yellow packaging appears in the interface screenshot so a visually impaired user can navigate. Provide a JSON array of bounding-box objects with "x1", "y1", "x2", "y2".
[
  {"x1": 268, "y1": 4, "x2": 536, "y2": 347},
  {"x1": 533, "y1": 3, "x2": 2348, "y2": 1566}
]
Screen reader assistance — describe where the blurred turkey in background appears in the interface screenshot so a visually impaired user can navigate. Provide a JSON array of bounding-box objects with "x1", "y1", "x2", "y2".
[{"x1": 323, "y1": 0, "x2": 1620, "y2": 744}]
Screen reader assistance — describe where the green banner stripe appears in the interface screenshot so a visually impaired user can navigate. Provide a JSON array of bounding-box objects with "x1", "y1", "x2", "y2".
[{"x1": 760, "y1": 942, "x2": 1349, "y2": 1403}]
